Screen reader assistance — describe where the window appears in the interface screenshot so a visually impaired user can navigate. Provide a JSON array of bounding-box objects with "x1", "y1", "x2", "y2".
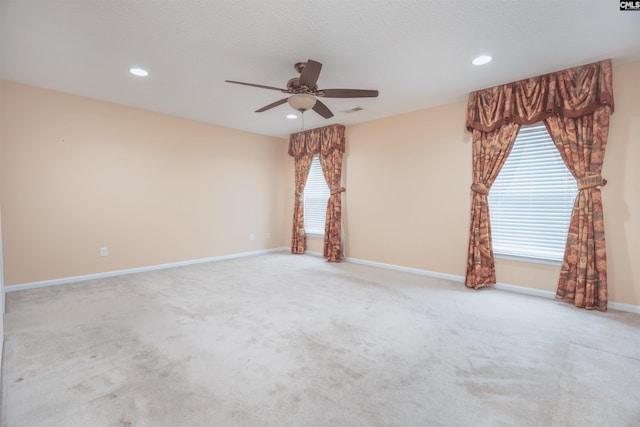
[
  {"x1": 304, "y1": 156, "x2": 330, "y2": 235},
  {"x1": 488, "y1": 123, "x2": 578, "y2": 263}
]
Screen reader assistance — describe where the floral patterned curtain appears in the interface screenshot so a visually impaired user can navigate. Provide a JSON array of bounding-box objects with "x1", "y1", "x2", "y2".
[
  {"x1": 318, "y1": 125, "x2": 346, "y2": 262},
  {"x1": 290, "y1": 152, "x2": 314, "y2": 254},
  {"x1": 544, "y1": 107, "x2": 610, "y2": 311},
  {"x1": 466, "y1": 59, "x2": 614, "y2": 310},
  {"x1": 288, "y1": 124, "x2": 346, "y2": 261},
  {"x1": 466, "y1": 124, "x2": 520, "y2": 289}
]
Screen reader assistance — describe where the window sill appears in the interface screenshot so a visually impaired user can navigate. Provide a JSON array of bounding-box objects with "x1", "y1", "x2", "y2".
[{"x1": 494, "y1": 253, "x2": 562, "y2": 266}]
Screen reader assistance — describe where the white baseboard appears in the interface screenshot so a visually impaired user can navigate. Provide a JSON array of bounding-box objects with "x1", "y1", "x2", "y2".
[
  {"x1": 5, "y1": 249, "x2": 638, "y2": 315},
  {"x1": 495, "y1": 282, "x2": 639, "y2": 314},
  {"x1": 494, "y1": 282, "x2": 556, "y2": 299},
  {"x1": 606, "y1": 301, "x2": 640, "y2": 314},
  {"x1": 5, "y1": 247, "x2": 289, "y2": 293},
  {"x1": 305, "y1": 251, "x2": 324, "y2": 258},
  {"x1": 345, "y1": 256, "x2": 465, "y2": 283},
  {"x1": 343, "y1": 256, "x2": 640, "y2": 315}
]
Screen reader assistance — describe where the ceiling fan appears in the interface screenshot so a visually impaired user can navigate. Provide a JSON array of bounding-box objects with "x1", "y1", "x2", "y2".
[{"x1": 225, "y1": 59, "x2": 379, "y2": 118}]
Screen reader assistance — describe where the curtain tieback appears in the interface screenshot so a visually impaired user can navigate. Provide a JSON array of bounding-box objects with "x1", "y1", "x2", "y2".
[
  {"x1": 470, "y1": 183, "x2": 490, "y2": 195},
  {"x1": 578, "y1": 175, "x2": 607, "y2": 190},
  {"x1": 330, "y1": 186, "x2": 346, "y2": 194}
]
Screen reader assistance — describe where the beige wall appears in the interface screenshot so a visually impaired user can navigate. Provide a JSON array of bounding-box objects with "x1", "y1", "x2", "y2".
[
  {"x1": 0, "y1": 81, "x2": 289, "y2": 285},
  {"x1": 331, "y1": 59, "x2": 639, "y2": 307},
  {"x1": 2, "y1": 60, "x2": 638, "y2": 308},
  {"x1": 343, "y1": 101, "x2": 471, "y2": 273},
  {"x1": 603, "y1": 60, "x2": 640, "y2": 306}
]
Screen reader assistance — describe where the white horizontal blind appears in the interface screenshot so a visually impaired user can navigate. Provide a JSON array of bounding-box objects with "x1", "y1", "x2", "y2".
[
  {"x1": 304, "y1": 156, "x2": 330, "y2": 235},
  {"x1": 488, "y1": 123, "x2": 578, "y2": 262}
]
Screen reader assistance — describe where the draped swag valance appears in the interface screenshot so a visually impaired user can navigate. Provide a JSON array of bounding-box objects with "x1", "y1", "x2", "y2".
[
  {"x1": 288, "y1": 124, "x2": 345, "y2": 159},
  {"x1": 466, "y1": 59, "x2": 614, "y2": 132}
]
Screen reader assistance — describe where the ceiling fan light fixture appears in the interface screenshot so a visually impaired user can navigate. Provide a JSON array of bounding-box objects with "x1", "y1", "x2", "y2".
[{"x1": 288, "y1": 93, "x2": 317, "y2": 112}]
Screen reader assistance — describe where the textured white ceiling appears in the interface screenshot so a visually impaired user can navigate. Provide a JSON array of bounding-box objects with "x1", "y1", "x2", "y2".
[{"x1": 1, "y1": 0, "x2": 639, "y2": 137}]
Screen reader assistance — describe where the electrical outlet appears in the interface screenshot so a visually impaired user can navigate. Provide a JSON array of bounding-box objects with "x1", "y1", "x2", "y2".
[
  {"x1": 249, "y1": 233, "x2": 254, "y2": 241},
  {"x1": 266, "y1": 232, "x2": 270, "y2": 240},
  {"x1": 100, "y1": 247, "x2": 108, "y2": 257}
]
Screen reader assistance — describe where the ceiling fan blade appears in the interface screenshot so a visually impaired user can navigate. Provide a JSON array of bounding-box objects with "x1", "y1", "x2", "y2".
[
  {"x1": 225, "y1": 80, "x2": 287, "y2": 92},
  {"x1": 312, "y1": 100, "x2": 334, "y2": 119},
  {"x1": 299, "y1": 60, "x2": 322, "y2": 88},
  {"x1": 319, "y1": 89, "x2": 379, "y2": 98},
  {"x1": 255, "y1": 98, "x2": 288, "y2": 112}
]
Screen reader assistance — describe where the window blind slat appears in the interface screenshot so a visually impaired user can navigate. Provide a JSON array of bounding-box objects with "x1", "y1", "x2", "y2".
[
  {"x1": 488, "y1": 123, "x2": 578, "y2": 262},
  {"x1": 304, "y1": 156, "x2": 330, "y2": 235}
]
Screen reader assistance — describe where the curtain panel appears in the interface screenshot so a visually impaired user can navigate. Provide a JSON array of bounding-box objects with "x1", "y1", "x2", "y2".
[
  {"x1": 466, "y1": 124, "x2": 520, "y2": 289},
  {"x1": 291, "y1": 153, "x2": 314, "y2": 254},
  {"x1": 544, "y1": 109, "x2": 610, "y2": 311},
  {"x1": 288, "y1": 124, "x2": 346, "y2": 262},
  {"x1": 465, "y1": 59, "x2": 614, "y2": 311}
]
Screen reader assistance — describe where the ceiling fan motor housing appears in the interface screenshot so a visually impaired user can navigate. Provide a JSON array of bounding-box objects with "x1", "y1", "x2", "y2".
[{"x1": 287, "y1": 77, "x2": 317, "y2": 94}]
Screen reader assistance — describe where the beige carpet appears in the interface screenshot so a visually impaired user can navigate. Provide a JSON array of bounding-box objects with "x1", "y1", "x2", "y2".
[{"x1": 2, "y1": 252, "x2": 639, "y2": 426}]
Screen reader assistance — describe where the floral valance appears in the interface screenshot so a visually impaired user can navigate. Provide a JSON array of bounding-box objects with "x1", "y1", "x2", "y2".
[
  {"x1": 467, "y1": 59, "x2": 614, "y2": 133},
  {"x1": 288, "y1": 124, "x2": 345, "y2": 159}
]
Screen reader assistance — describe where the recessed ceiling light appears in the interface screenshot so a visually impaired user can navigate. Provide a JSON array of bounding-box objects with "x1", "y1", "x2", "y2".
[
  {"x1": 472, "y1": 55, "x2": 493, "y2": 66},
  {"x1": 129, "y1": 67, "x2": 149, "y2": 77},
  {"x1": 286, "y1": 114, "x2": 298, "y2": 119}
]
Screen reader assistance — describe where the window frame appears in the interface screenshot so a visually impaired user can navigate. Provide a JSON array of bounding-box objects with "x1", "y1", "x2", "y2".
[{"x1": 488, "y1": 123, "x2": 578, "y2": 265}]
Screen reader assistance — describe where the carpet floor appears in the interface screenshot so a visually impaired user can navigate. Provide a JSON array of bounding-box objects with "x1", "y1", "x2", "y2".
[{"x1": 1, "y1": 252, "x2": 639, "y2": 426}]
